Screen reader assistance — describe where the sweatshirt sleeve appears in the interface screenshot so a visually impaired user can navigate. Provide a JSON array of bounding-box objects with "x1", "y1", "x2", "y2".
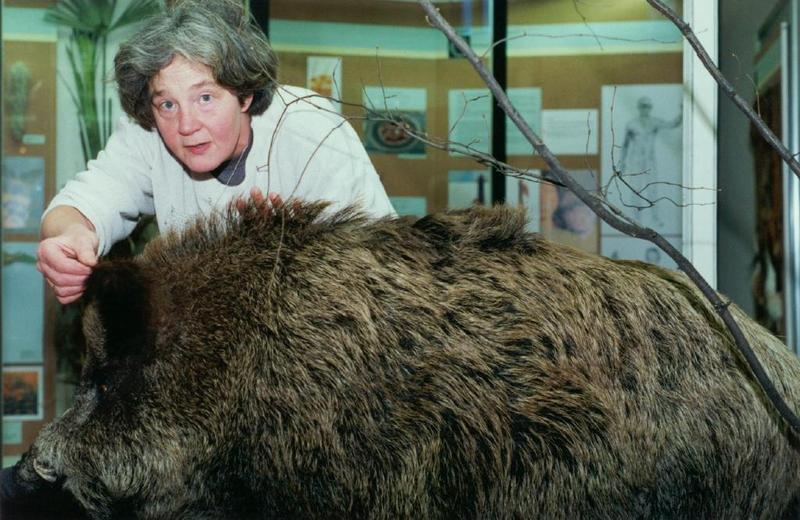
[
  {"x1": 274, "y1": 89, "x2": 397, "y2": 219},
  {"x1": 43, "y1": 117, "x2": 157, "y2": 256},
  {"x1": 333, "y1": 117, "x2": 398, "y2": 219}
]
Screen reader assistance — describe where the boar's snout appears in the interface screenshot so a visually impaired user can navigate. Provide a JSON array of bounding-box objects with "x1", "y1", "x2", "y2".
[
  {"x1": 32, "y1": 457, "x2": 58, "y2": 483},
  {"x1": 17, "y1": 428, "x2": 67, "y2": 487},
  {"x1": 13, "y1": 447, "x2": 64, "y2": 494}
]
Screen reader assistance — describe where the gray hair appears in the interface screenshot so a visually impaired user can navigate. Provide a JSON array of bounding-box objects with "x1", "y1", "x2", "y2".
[{"x1": 114, "y1": 0, "x2": 278, "y2": 131}]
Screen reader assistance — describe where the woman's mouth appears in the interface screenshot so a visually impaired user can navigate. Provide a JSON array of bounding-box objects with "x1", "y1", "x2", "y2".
[{"x1": 186, "y1": 142, "x2": 210, "y2": 155}]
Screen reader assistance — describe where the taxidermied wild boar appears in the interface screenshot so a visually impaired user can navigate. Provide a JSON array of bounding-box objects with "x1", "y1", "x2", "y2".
[{"x1": 13, "y1": 201, "x2": 800, "y2": 519}]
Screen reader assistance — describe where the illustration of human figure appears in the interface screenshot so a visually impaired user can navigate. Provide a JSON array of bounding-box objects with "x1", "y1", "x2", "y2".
[{"x1": 617, "y1": 95, "x2": 681, "y2": 227}]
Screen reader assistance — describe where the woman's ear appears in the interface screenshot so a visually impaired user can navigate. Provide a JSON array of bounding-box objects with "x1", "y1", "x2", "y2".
[{"x1": 241, "y1": 94, "x2": 254, "y2": 112}]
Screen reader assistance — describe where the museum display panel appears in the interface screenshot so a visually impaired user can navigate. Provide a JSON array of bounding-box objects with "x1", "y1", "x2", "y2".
[
  {"x1": 269, "y1": 0, "x2": 686, "y2": 266},
  {"x1": 269, "y1": 0, "x2": 497, "y2": 219}
]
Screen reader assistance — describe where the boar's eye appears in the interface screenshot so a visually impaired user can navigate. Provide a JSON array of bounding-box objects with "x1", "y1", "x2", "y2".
[{"x1": 98, "y1": 383, "x2": 110, "y2": 394}]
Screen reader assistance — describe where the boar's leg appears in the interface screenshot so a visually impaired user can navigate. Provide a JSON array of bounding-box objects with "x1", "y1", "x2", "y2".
[{"x1": 0, "y1": 465, "x2": 88, "y2": 519}]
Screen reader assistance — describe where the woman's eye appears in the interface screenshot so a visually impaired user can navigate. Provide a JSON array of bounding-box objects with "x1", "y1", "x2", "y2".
[
  {"x1": 199, "y1": 94, "x2": 212, "y2": 104},
  {"x1": 159, "y1": 100, "x2": 175, "y2": 111}
]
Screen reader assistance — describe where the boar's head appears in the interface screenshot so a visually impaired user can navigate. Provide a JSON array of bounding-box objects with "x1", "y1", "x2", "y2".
[
  {"x1": 16, "y1": 259, "x2": 204, "y2": 518},
  {"x1": 16, "y1": 203, "x2": 348, "y2": 518}
]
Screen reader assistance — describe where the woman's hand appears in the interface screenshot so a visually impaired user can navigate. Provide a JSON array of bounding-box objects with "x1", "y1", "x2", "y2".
[
  {"x1": 234, "y1": 187, "x2": 284, "y2": 213},
  {"x1": 37, "y1": 214, "x2": 99, "y2": 305}
]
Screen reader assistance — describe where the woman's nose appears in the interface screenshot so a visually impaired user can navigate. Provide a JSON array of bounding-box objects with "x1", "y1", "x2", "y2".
[{"x1": 178, "y1": 107, "x2": 201, "y2": 136}]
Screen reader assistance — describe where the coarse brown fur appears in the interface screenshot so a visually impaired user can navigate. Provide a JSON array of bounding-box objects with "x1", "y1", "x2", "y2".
[{"x1": 16, "y1": 201, "x2": 800, "y2": 519}]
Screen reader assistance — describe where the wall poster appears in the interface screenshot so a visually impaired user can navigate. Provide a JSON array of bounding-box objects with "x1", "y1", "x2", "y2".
[
  {"x1": 2, "y1": 366, "x2": 44, "y2": 421},
  {"x1": 506, "y1": 87, "x2": 543, "y2": 156},
  {"x1": 306, "y1": 56, "x2": 343, "y2": 112},
  {"x1": 362, "y1": 87, "x2": 427, "y2": 157},
  {"x1": 390, "y1": 196, "x2": 427, "y2": 217},
  {"x1": 447, "y1": 88, "x2": 491, "y2": 156},
  {"x1": 602, "y1": 235, "x2": 682, "y2": 270},
  {"x1": 541, "y1": 109, "x2": 599, "y2": 156},
  {"x1": 2, "y1": 155, "x2": 45, "y2": 234},
  {"x1": 540, "y1": 170, "x2": 599, "y2": 254},
  {"x1": 600, "y1": 84, "x2": 683, "y2": 236},
  {"x1": 600, "y1": 84, "x2": 683, "y2": 269},
  {"x1": 446, "y1": 87, "x2": 543, "y2": 157},
  {"x1": 2, "y1": 241, "x2": 43, "y2": 364}
]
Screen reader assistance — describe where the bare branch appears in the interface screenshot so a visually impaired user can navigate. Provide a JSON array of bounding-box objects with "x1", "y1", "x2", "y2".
[
  {"x1": 571, "y1": 0, "x2": 604, "y2": 51},
  {"x1": 479, "y1": 29, "x2": 679, "y2": 61},
  {"x1": 647, "y1": 0, "x2": 800, "y2": 180},
  {"x1": 729, "y1": 51, "x2": 762, "y2": 119},
  {"x1": 418, "y1": 0, "x2": 800, "y2": 440}
]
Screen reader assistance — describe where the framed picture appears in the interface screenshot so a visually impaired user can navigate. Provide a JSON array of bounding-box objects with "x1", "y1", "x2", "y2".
[
  {"x1": 364, "y1": 110, "x2": 427, "y2": 156},
  {"x1": 540, "y1": 170, "x2": 599, "y2": 254},
  {"x1": 363, "y1": 87, "x2": 427, "y2": 157},
  {"x1": 306, "y1": 56, "x2": 343, "y2": 112},
  {"x1": 2, "y1": 155, "x2": 45, "y2": 234},
  {"x1": 3, "y1": 366, "x2": 44, "y2": 421},
  {"x1": 601, "y1": 84, "x2": 683, "y2": 236},
  {"x1": 3, "y1": 242, "x2": 44, "y2": 364}
]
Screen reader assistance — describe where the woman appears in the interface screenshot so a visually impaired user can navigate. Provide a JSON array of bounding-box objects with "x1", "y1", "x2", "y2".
[{"x1": 37, "y1": 0, "x2": 395, "y2": 305}]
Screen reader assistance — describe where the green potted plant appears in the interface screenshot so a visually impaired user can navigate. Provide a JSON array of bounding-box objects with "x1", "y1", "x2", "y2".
[{"x1": 45, "y1": 0, "x2": 160, "y2": 164}]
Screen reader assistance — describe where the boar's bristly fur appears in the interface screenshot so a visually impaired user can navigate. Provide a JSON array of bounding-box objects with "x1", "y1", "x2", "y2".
[{"x1": 19, "y1": 200, "x2": 800, "y2": 519}]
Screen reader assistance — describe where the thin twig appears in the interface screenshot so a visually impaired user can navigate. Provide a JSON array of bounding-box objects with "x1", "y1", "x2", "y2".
[
  {"x1": 571, "y1": 0, "x2": 604, "y2": 51},
  {"x1": 647, "y1": 0, "x2": 800, "y2": 180}
]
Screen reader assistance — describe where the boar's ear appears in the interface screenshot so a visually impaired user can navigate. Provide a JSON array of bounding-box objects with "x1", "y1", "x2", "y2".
[{"x1": 83, "y1": 260, "x2": 154, "y2": 361}]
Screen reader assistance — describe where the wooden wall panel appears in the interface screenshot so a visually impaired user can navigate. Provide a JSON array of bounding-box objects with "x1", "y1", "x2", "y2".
[
  {"x1": 270, "y1": 0, "x2": 486, "y2": 27},
  {"x1": 278, "y1": 49, "x2": 681, "y2": 213},
  {"x1": 508, "y1": 0, "x2": 683, "y2": 24}
]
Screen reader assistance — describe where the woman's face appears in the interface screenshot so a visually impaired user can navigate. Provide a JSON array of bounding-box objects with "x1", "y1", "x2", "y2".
[{"x1": 150, "y1": 56, "x2": 253, "y2": 174}]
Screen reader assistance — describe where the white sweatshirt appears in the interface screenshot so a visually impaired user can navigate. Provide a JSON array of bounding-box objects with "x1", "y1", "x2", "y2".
[{"x1": 45, "y1": 85, "x2": 396, "y2": 255}]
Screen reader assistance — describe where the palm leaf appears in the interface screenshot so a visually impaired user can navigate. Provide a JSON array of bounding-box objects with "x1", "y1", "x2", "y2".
[
  {"x1": 44, "y1": 0, "x2": 112, "y2": 32},
  {"x1": 42, "y1": 0, "x2": 85, "y2": 28},
  {"x1": 64, "y1": 43, "x2": 91, "y2": 161},
  {"x1": 45, "y1": 0, "x2": 163, "y2": 163},
  {"x1": 109, "y1": 0, "x2": 160, "y2": 32}
]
